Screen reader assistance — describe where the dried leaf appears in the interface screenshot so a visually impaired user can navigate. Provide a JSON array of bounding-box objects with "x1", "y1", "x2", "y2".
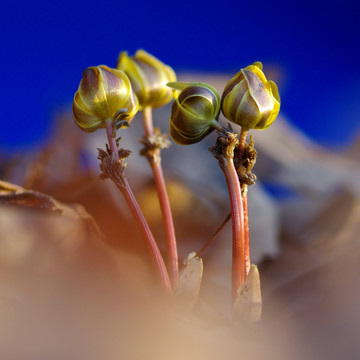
[
  {"x1": 0, "y1": 179, "x2": 102, "y2": 238},
  {"x1": 176, "y1": 252, "x2": 203, "y2": 312},
  {"x1": 233, "y1": 265, "x2": 262, "y2": 323}
]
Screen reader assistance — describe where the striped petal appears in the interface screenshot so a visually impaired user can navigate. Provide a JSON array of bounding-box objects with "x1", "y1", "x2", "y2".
[
  {"x1": 168, "y1": 81, "x2": 220, "y2": 145},
  {"x1": 221, "y1": 62, "x2": 281, "y2": 130},
  {"x1": 117, "y1": 49, "x2": 176, "y2": 109},
  {"x1": 72, "y1": 65, "x2": 139, "y2": 132}
]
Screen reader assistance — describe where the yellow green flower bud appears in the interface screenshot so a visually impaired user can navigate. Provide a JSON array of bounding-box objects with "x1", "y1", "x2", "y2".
[
  {"x1": 221, "y1": 62, "x2": 280, "y2": 130},
  {"x1": 117, "y1": 50, "x2": 176, "y2": 109},
  {"x1": 73, "y1": 65, "x2": 139, "y2": 132},
  {"x1": 167, "y1": 82, "x2": 221, "y2": 145}
]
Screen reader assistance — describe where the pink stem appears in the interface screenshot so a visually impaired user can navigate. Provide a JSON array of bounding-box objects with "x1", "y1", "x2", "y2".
[
  {"x1": 104, "y1": 118, "x2": 172, "y2": 294},
  {"x1": 105, "y1": 119, "x2": 120, "y2": 161},
  {"x1": 238, "y1": 128, "x2": 250, "y2": 275},
  {"x1": 222, "y1": 157, "x2": 246, "y2": 303},
  {"x1": 242, "y1": 189, "x2": 250, "y2": 275},
  {"x1": 119, "y1": 177, "x2": 172, "y2": 293},
  {"x1": 142, "y1": 107, "x2": 179, "y2": 291}
]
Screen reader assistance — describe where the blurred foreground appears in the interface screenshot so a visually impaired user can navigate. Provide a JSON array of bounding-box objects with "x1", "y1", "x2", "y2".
[{"x1": 1, "y1": 74, "x2": 360, "y2": 360}]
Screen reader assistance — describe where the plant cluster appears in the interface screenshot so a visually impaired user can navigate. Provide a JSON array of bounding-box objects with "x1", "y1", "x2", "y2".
[{"x1": 73, "y1": 50, "x2": 280, "y2": 321}]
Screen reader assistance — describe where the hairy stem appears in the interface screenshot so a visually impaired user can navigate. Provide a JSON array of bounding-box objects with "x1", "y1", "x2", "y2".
[
  {"x1": 142, "y1": 107, "x2": 179, "y2": 291},
  {"x1": 104, "y1": 118, "x2": 172, "y2": 294},
  {"x1": 105, "y1": 118, "x2": 120, "y2": 160}
]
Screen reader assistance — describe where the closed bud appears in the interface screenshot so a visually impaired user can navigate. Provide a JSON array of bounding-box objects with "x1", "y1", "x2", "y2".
[
  {"x1": 167, "y1": 82, "x2": 221, "y2": 145},
  {"x1": 221, "y1": 62, "x2": 280, "y2": 130},
  {"x1": 117, "y1": 50, "x2": 176, "y2": 109},
  {"x1": 73, "y1": 65, "x2": 139, "y2": 132}
]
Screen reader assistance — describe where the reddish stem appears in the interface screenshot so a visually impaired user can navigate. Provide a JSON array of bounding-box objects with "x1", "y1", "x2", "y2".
[
  {"x1": 238, "y1": 128, "x2": 251, "y2": 275},
  {"x1": 242, "y1": 188, "x2": 250, "y2": 275},
  {"x1": 222, "y1": 157, "x2": 246, "y2": 303},
  {"x1": 104, "y1": 118, "x2": 172, "y2": 294},
  {"x1": 105, "y1": 119, "x2": 120, "y2": 161},
  {"x1": 116, "y1": 177, "x2": 172, "y2": 293},
  {"x1": 142, "y1": 107, "x2": 179, "y2": 291}
]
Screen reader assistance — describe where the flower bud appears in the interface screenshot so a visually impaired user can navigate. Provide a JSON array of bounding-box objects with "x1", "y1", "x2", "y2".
[
  {"x1": 221, "y1": 62, "x2": 280, "y2": 130},
  {"x1": 167, "y1": 82, "x2": 221, "y2": 145},
  {"x1": 73, "y1": 65, "x2": 139, "y2": 132},
  {"x1": 117, "y1": 50, "x2": 176, "y2": 109}
]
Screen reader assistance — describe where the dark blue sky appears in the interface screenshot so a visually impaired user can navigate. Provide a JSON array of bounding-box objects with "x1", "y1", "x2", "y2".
[{"x1": 1, "y1": 0, "x2": 359, "y2": 151}]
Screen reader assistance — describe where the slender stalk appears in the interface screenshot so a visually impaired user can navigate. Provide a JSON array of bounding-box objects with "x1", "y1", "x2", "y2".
[
  {"x1": 196, "y1": 212, "x2": 231, "y2": 258},
  {"x1": 105, "y1": 119, "x2": 120, "y2": 160},
  {"x1": 211, "y1": 131, "x2": 247, "y2": 303},
  {"x1": 104, "y1": 118, "x2": 172, "y2": 294},
  {"x1": 142, "y1": 107, "x2": 154, "y2": 138},
  {"x1": 242, "y1": 187, "x2": 250, "y2": 275},
  {"x1": 142, "y1": 107, "x2": 179, "y2": 291},
  {"x1": 238, "y1": 128, "x2": 248, "y2": 160},
  {"x1": 222, "y1": 156, "x2": 246, "y2": 303},
  {"x1": 237, "y1": 128, "x2": 251, "y2": 275},
  {"x1": 113, "y1": 176, "x2": 172, "y2": 293}
]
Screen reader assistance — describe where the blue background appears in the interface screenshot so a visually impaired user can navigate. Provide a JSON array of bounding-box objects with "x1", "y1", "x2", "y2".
[{"x1": 1, "y1": 0, "x2": 359, "y2": 152}]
